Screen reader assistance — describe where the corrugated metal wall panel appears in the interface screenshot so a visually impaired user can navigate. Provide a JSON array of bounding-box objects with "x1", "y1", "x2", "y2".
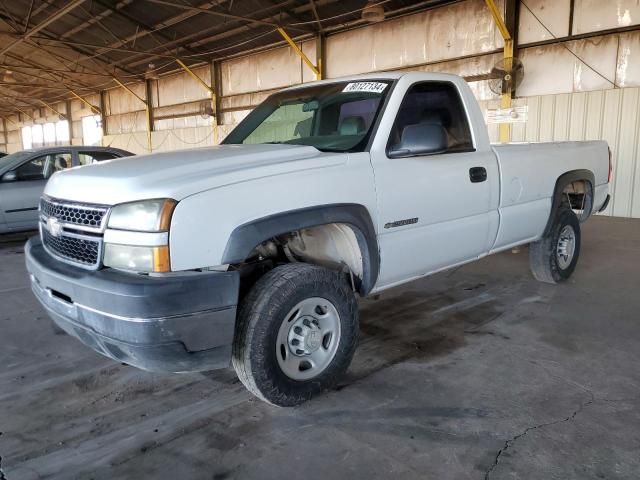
[
  {"x1": 600, "y1": 89, "x2": 622, "y2": 217},
  {"x1": 612, "y1": 89, "x2": 639, "y2": 217}
]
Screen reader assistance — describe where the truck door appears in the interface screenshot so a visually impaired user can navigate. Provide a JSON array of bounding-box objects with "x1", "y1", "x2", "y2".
[{"x1": 370, "y1": 80, "x2": 499, "y2": 287}]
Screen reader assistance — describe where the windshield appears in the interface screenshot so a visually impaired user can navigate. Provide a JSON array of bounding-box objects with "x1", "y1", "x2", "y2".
[{"x1": 223, "y1": 80, "x2": 393, "y2": 152}]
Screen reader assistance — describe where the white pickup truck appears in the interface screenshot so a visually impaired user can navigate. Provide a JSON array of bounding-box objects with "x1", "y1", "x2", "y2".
[{"x1": 26, "y1": 72, "x2": 611, "y2": 406}]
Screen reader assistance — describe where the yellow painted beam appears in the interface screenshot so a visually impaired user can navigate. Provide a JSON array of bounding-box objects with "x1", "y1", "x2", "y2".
[
  {"x1": 3, "y1": 116, "x2": 18, "y2": 127},
  {"x1": 112, "y1": 77, "x2": 146, "y2": 105},
  {"x1": 38, "y1": 99, "x2": 66, "y2": 119},
  {"x1": 277, "y1": 27, "x2": 321, "y2": 80},
  {"x1": 485, "y1": 0, "x2": 513, "y2": 143},
  {"x1": 484, "y1": 0, "x2": 511, "y2": 40},
  {"x1": 69, "y1": 89, "x2": 101, "y2": 115},
  {"x1": 176, "y1": 59, "x2": 213, "y2": 94},
  {"x1": 15, "y1": 106, "x2": 35, "y2": 121},
  {"x1": 499, "y1": 39, "x2": 514, "y2": 142}
]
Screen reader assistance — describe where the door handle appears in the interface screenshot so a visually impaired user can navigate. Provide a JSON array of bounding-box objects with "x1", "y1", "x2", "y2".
[{"x1": 469, "y1": 167, "x2": 487, "y2": 183}]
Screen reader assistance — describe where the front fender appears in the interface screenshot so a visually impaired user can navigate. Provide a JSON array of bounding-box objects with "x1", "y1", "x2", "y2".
[{"x1": 222, "y1": 204, "x2": 380, "y2": 295}]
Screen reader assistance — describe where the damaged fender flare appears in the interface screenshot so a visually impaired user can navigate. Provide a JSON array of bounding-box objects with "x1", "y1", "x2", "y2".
[
  {"x1": 543, "y1": 169, "x2": 595, "y2": 236},
  {"x1": 221, "y1": 203, "x2": 380, "y2": 296}
]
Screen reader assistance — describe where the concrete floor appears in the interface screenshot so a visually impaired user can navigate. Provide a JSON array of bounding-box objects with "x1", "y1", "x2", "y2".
[{"x1": 1, "y1": 216, "x2": 639, "y2": 480}]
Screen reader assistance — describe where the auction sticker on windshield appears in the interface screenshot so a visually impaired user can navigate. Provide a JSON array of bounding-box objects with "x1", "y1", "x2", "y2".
[{"x1": 342, "y1": 82, "x2": 387, "y2": 94}]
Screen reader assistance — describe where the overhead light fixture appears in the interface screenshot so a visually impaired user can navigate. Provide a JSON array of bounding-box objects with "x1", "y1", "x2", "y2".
[
  {"x1": 362, "y1": 1, "x2": 385, "y2": 23},
  {"x1": 144, "y1": 63, "x2": 160, "y2": 80}
]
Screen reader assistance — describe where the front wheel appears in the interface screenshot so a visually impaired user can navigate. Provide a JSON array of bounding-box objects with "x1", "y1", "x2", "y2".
[
  {"x1": 232, "y1": 263, "x2": 358, "y2": 406},
  {"x1": 529, "y1": 206, "x2": 581, "y2": 284}
]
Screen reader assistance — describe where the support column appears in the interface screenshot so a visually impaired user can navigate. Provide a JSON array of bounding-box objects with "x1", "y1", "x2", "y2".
[
  {"x1": 213, "y1": 60, "x2": 223, "y2": 129},
  {"x1": 65, "y1": 100, "x2": 73, "y2": 145},
  {"x1": 316, "y1": 33, "x2": 326, "y2": 80},
  {"x1": 1, "y1": 117, "x2": 7, "y2": 152},
  {"x1": 145, "y1": 79, "x2": 155, "y2": 150},
  {"x1": 99, "y1": 91, "x2": 108, "y2": 142},
  {"x1": 112, "y1": 77, "x2": 152, "y2": 152}
]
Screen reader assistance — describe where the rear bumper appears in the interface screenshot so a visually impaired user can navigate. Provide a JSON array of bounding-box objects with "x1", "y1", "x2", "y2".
[{"x1": 25, "y1": 237, "x2": 240, "y2": 372}]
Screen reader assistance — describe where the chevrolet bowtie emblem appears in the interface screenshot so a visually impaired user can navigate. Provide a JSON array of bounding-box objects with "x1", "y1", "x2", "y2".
[{"x1": 46, "y1": 217, "x2": 63, "y2": 237}]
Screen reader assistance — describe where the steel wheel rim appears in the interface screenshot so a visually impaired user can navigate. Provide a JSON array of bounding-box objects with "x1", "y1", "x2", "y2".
[
  {"x1": 276, "y1": 297, "x2": 341, "y2": 381},
  {"x1": 556, "y1": 225, "x2": 576, "y2": 269}
]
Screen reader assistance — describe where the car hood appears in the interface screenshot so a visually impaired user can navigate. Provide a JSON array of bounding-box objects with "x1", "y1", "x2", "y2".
[{"x1": 44, "y1": 144, "x2": 346, "y2": 205}]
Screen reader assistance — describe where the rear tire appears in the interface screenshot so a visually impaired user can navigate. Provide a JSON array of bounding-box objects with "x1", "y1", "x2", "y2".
[
  {"x1": 232, "y1": 263, "x2": 358, "y2": 406},
  {"x1": 529, "y1": 207, "x2": 581, "y2": 284}
]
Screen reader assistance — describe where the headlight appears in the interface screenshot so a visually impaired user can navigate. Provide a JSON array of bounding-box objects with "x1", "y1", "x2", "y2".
[
  {"x1": 103, "y1": 244, "x2": 170, "y2": 273},
  {"x1": 108, "y1": 198, "x2": 176, "y2": 232},
  {"x1": 104, "y1": 198, "x2": 176, "y2": 273}
]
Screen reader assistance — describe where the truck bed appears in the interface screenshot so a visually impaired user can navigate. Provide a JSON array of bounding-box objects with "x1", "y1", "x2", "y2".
[{"x1": 490, "y1": 140, "x2": 610, "y2": 251}]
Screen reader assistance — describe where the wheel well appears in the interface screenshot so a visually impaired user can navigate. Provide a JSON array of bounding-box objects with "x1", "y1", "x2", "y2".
[
  {"x1": 223, "y1": 204, "x2": 379, "y2": 297},
  {"x1": 231, "y1": 223, "x2": 370, "y2": 298},
  {"x1": 544, "y1": 170, "x2": 595, "y2": 235}
]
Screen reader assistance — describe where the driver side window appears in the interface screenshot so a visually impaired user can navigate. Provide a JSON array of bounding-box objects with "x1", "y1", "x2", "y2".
[
  {"x1": 15, "y1": 153, "x2": 72, "y2": 181},
  {"x1": 388, "y1": 81, "x2": 474, "y2": 155}
]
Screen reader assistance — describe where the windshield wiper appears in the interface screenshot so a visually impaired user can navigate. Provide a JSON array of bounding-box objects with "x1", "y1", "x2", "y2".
[{"x1": 315, "y1": 147, "x2": 346, "y2": 153}]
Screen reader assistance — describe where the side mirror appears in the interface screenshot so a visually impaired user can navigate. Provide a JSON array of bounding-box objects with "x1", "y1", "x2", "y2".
[
  {"x1": 1, "y1": 171, "x2": 17, "y2": 182},
  {"x1": 388, "y1": 123, "x2": 448, "y2": 158}
]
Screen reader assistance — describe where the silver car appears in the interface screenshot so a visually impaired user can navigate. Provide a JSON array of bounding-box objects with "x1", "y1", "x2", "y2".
[{"x1": 0, "y1": 146, "x2": 132, "y2": 234}]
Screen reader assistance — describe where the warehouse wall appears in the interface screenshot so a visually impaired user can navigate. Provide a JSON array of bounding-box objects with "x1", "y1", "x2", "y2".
[{"x1": 3, "y1": 0, "x2": 640, "y2": 217}]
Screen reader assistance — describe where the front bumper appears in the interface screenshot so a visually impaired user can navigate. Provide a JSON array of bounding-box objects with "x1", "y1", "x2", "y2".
[{"x1": 25, "y1": 237, "x2": 240, "y2": 373}]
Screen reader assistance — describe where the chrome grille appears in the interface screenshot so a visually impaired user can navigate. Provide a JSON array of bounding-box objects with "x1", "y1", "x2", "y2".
[
  {"x1": 42, "y1": 228, "x2": 100, "y2": 266},
  {"x1": 40, "y1": 197, "x2": 108, "y2": 229},
  {"x1": 40, "y1": 196, "x2": 109, "y2": 270}
]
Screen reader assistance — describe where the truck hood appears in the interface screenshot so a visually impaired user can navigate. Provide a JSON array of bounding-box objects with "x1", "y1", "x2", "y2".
[{"x1": 45, "y1": 144, "x2": 345, "y2": 205}]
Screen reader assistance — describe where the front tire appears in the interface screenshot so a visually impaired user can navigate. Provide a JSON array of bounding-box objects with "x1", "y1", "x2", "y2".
[
  {"x1": 529, "y1": 207, "x2": 581, "y2": 284},
  {"x1": 232, "y1": 263, "x2": 358, "y2": 406}
]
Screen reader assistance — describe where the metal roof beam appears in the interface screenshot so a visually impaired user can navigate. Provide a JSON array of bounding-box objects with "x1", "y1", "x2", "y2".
[
  {"x1": 0, "y1": 0, "x2": 88, "y2": 56},
  {"x1": 64, "y1": 1, "x2": 227, "y2": 63},
  {"x1": 8, "y1": 34, "x2": 179, "y2": 60},
  {"x1": 120, "y1": 0, "x2": 334, "y2": 70},
  {"x1": 142, "y1": 0, "x2": 309, "y2": 31}
]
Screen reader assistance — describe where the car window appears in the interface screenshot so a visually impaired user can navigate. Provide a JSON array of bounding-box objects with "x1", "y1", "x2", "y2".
[
  {"x1": 78, "y1": 151, "x2": 120, "y2": 165},
  {"x1": 242, "y1": 103, "x2": 315, "y2": 144},
  {"x1": 15, "y1": 153, "x2": 72, "y2": 181},
  {"x1": 388, "y1": 81, "x2": 474, "y2": 154}
]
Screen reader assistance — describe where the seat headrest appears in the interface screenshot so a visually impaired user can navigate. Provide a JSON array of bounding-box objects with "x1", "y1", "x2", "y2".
[
  {"x1": 54, "y1": 156, "x2": 68, "y2": 169},
  {"x1": 339, "y1": 116, "x2": 366, "y2": 136}
]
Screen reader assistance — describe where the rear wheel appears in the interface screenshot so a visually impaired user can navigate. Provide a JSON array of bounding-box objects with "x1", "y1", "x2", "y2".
[
  {"x1": 529, "y1": 206, "x2": 581, "y2": 284},
  {"x1": 232, "y1": 263, "x2": 358, "y2": 406}
]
